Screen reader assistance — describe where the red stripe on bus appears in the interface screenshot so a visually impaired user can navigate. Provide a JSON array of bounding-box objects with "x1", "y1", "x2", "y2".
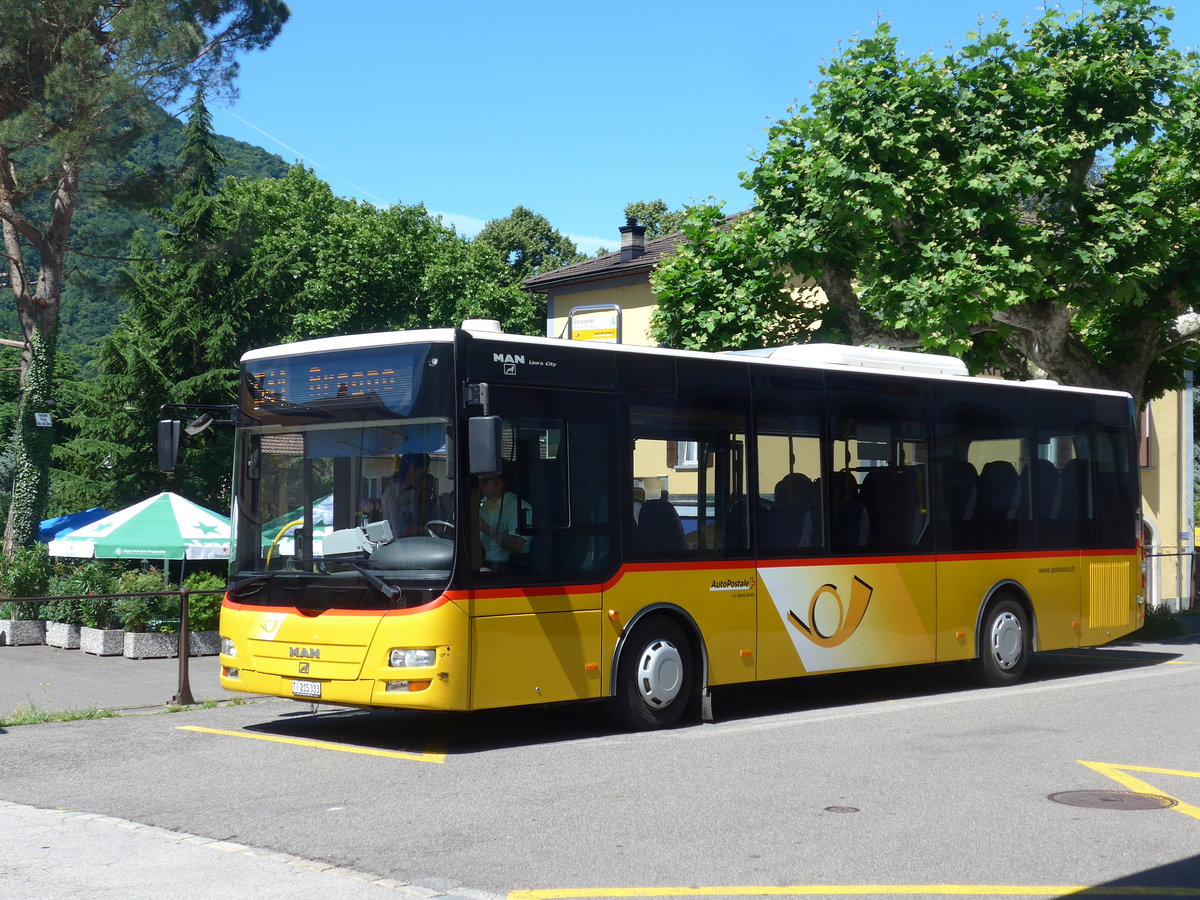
[
  {"x1": 227, "y1": 545, "x2": 1136, "y2": 612},
  {"x1": 223, "y1": 594, "x2": 453, "y2": 617}
]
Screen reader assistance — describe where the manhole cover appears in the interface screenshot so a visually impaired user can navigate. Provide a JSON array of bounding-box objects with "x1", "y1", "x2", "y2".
[
  {"x1": 823, "y1": 806, "x2": 860, "y2": 814},
  {"x1": 1049, "y1": 790, "x2": 1177, "y2": 811}
]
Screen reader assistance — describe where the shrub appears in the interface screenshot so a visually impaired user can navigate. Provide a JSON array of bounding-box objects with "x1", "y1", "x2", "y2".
[
  {"x1": 1, "y1": 545, "x2": 53, "y2": 598},
  {"x1": 112, "y1": 568, "x2": 175, "y2": 633},
  {"x1": 1131, "y1": 604, "x2": 1187, "y2": 641},
  {"x1": 0, "y1": 545, "x2": 53, "y2": 619},
  {"x1": 183, "y1": 571, "x2": 227, "y2": 631},
  {"x1": 41, "y1": 595, "x2": 85, "y2": 626},
  {"x1": 79, "y1": 594, "x2": 118, "y2": 630},
  {"x1": 46, "y1": 560, "x2": 120, "y2": 627}
]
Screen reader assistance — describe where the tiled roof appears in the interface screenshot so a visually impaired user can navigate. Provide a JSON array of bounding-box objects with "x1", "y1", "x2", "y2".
[{"x1": 522, "y1": 230, "x2": 684, "y2": 292}]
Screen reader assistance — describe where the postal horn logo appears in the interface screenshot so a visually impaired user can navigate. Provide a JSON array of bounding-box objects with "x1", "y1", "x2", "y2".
[{"x1": 787, "y1": 576, "x2": 874, "y2": 648}]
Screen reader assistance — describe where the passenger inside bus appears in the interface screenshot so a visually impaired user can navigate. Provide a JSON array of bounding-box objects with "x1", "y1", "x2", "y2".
[{"x1": 382, "y1": 453, "x2": 441, "y2": 538}]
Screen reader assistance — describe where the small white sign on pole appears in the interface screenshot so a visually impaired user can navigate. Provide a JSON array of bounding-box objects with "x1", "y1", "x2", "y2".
[
  {"x1": 567, "y1": 305, "x2": 620, "y2": 343},
  {"x1": 33, "y1": 412, "x2": 53, "y2": 427}
]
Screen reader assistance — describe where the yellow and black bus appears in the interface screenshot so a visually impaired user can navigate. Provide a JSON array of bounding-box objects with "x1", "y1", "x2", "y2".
[{"x1": 213, "y1": 321, "x2": 1142, "y2": 728}]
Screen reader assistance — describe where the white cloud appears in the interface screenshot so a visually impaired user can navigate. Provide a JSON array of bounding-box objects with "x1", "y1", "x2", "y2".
[
  {"x1": 567, "y1": 233, "x2": 612, "y2": 255},
  {"x1": 429, "y1": 210, "x2": 488, "y2": 237}
]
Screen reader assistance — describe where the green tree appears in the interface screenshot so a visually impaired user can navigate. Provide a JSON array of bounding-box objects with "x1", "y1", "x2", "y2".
[
  {"x1": 221, "y1": 169, "x2": 542, "y2": 341},
  {"x1": 474, "y1": 206, "x2": 585, "y2": 287},
  {"x1": 623, "y1": 200, "x2": 687, "y2": 240},
  {"x1": 58, "y1": 164, "x2": 543, "y2": 511},
  {"x1": 57, "y1": 94, "x2": 242, "y2": 511},
  {"x1": 0, "y1": 0, "x2": 288, "y2": 553},
  {"x1": 651, "y1": 1, "x2": 1200, "y2": 410}
]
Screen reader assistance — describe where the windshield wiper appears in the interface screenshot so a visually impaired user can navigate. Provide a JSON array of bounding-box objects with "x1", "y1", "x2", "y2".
[
  {"x1": 338, "y1": 561, "x2": 400, "y2": 601},
  {"x1": 228, "y1": 573, "x2": 270, "y2": 596}
]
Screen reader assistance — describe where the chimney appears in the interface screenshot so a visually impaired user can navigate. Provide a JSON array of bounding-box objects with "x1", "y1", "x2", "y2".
[{"x1": 619, "y1": 217, "x2": 647, "y2": 263}]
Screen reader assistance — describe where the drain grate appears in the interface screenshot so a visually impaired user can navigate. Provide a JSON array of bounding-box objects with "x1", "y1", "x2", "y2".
[{"x1": 1049, "y1": 790, "x2": 1178, "y2": 811}]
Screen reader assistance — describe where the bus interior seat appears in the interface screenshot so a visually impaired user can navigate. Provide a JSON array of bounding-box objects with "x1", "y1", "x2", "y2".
[
  {"x1": 724, "y1": 496, "x2": 753, "y2": 554},
  {"x1": 760, "y1": 473, "x2": 815, "y2": 550},
  {"x1": 1030, "y1": 458, "x2": 1061, "y2": 518},
  {"x1": 976, "y1": 460, "x2": 1020, "y2": 546},
  {"x1": 937, "y1": 459, "x2": 978, "y2": 549},
  {"x1": 1054, "y1": 457, "x2": 1089, "y2": 543},
  {"x1": 635, "y1": 498, "x2": 688, "y2": 554},
  {"x1": 940, "y1": 460, "x2": 978, "y2": 522},
  {"x1": 861, "y1": 466, "x2": 925, "y2": 547},
  {"x1": 829, "y1": 469, "x2": 869, "y2": 548}
]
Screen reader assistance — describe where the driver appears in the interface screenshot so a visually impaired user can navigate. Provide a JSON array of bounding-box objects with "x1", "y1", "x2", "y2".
[
  {"x1": 479, "y1": 472, "x2": 531, "y2": 569},
  {"x1": 382, "y1": 453, "x2": 440, "y2": 538}
]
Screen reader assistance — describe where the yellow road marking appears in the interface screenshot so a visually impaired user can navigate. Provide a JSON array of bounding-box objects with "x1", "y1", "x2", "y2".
[
  {"x1": 514, "y1": 763, "x2": 1200, "y2": 900},
  {"x1": 508, "y1": 887, "x2": 1200, "y2": 898},
  {"x1": 176, "y1": 725, "x2": 445, "y2": 764},
  {"x1": 1079, "y1": 760, "x2": 1200, "y2": 822}
]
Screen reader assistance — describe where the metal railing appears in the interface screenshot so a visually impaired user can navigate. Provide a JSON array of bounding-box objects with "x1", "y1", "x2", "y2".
[{"x1": 1, "y1": 588, "x2": 227, "y2": 706}]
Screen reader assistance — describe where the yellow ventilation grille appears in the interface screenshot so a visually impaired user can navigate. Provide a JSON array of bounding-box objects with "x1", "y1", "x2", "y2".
[{"x1": 1089, "y1": 561, "x2": 1131, "y2": 629}]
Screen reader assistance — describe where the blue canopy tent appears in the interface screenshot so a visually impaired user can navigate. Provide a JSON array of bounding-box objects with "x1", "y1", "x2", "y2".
[{"x1": 38, "y1": 507, "x2": 111, "y2": 543}]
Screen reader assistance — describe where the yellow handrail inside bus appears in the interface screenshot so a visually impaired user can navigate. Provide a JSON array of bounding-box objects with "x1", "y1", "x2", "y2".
[{"x1": 265, "y1": 519, "x2": 305, "y2": 570}]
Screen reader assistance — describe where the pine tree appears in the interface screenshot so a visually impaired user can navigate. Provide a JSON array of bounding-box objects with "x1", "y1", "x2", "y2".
[{"x1": 60, "y1": 94, "x2": 238, "y2": 512}]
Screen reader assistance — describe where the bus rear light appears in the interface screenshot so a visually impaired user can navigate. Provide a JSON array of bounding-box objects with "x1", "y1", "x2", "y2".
[{"x1": 385, "y1": 680, "x2": 431, "y2": 693}]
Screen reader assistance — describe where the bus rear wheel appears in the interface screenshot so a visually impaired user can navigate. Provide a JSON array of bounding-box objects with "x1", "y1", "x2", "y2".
[
  {"x1": 609, "y1": 617, "x2": 694, "y2": 730},
  {"x1": 970, "y1": 598, "x2": 1030, "y2": 686}
]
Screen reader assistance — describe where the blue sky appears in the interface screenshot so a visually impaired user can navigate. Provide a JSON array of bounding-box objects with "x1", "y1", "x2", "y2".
[{"x1": 210, "y1": 1, "x2": 1200, "y2": 255}]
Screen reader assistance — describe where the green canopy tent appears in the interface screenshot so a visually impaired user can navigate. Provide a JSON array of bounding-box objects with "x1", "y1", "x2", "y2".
[{"x1": 47, "y1": 492, "x2": 230, "y2": 565}]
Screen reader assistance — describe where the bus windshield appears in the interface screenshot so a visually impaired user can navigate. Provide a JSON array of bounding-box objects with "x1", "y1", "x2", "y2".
[{"x1": 229, "y1": 342, "x2": 456, "y2": 609}]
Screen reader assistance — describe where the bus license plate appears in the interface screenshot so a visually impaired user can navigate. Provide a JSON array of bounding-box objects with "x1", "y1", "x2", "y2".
[{"x1": 291, "y1": 679, "x2": 321, "y2": 698}]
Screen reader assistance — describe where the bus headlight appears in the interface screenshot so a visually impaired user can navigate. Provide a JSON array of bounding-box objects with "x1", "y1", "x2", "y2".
[
  {"x1": 389, "y1": 648, "x2": 437, "y2": 668},
  {"x1": 220, "y1": 636, "x2": 237, "y2": 658}
]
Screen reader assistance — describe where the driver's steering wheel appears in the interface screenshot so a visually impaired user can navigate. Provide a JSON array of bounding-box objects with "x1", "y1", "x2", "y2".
[{"x1": 425, "y1": 519, "x2": 455, "y2": 539}]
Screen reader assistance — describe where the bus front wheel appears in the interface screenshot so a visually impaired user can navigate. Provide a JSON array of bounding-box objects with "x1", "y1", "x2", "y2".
[
  {"x1": 970, "y1": 598, "x2": 1030, "y2": 686},
  {"x1": 609, "y1": 617, "x2": 694, "y2": 730}
]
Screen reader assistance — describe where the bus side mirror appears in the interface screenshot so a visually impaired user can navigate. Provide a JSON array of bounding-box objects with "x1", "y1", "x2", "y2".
[
  {"x1": 468, "y1": 416, "x2": 502, "y2": 475},
  {"x1": 158, "y1": 419, "x2": 181, "y2": 473}
]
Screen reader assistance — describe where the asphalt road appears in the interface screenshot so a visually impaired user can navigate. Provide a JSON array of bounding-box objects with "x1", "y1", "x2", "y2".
[{"x1": 3, "y1": 632, "x2": 1200, "y2": 899}]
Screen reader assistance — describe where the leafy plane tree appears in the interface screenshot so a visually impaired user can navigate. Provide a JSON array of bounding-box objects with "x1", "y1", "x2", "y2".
[
  {"x1": 475, "y1": 206, "x2": 585, "y2": 286},
  {"x1": 623, "y1": 200, "x2": 687, "y2": 241},
  {"x1": 651, "y1": 1, "x2": 1200, "y2": 409},
  {"x1": 0, "y1": 0, "x2": 289, "y2": 553}
]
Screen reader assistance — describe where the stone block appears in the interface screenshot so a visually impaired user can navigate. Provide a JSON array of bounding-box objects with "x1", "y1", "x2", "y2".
[
  {"x1": 80, "y1": 626, "x2": 125, "y2": 656},
  {"x1": 0, "y1": 619, "x2": 46, "y2": 646}
]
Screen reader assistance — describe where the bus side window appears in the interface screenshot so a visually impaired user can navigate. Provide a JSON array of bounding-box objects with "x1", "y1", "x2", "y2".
[
  {"x1": 827, "y1": 373, "x2": 930, "y2": 553},
  {"x1": 933, "y1": 382, "x2": 1034, "y2": 553}
]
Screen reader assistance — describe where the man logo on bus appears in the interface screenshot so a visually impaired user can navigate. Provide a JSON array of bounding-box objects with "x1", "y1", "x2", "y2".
[{"x1": 787, "y1": 576, "x2": 874, "y2": 648}]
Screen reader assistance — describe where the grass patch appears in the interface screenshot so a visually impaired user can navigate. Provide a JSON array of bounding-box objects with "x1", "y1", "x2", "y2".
[
  {"x1": 1129, "y1": 604, "x2": 1187, "y2": 641},
  {"x1": 0, "y1": 702, "x2": 116, "y2": 727}
]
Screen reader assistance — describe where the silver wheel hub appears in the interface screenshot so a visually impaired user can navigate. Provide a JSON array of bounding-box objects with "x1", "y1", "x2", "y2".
[
  {"x1": 636, "y1": 638, "x2": 683, "y2": 709},
  {"x1": 989, "y1": 610, "x2": 1023, "y2": 670}
]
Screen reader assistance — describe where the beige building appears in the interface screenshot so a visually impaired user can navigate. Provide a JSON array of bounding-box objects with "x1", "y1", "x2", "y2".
[{"x1": 525, "y1": 219, "x2": 1195, "y2": 612}]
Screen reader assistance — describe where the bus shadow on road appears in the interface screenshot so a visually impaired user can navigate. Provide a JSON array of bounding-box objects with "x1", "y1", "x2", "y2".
[
  {"x1": 707, "y1": 646, "x2": 1185, "y2": 724},
  {"x1": 1030, "y1": 645, "x2": 1186, "y2": 678},
  {"x1": 229, "y1": 645, "x2": 1186, "y2": 755},
  {"x1": 239, "y1": 701, "x2": 621, "y2": 755},
  {"x1": 1084, "y1": 851, "x2": 1200, "y2": 895}
]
